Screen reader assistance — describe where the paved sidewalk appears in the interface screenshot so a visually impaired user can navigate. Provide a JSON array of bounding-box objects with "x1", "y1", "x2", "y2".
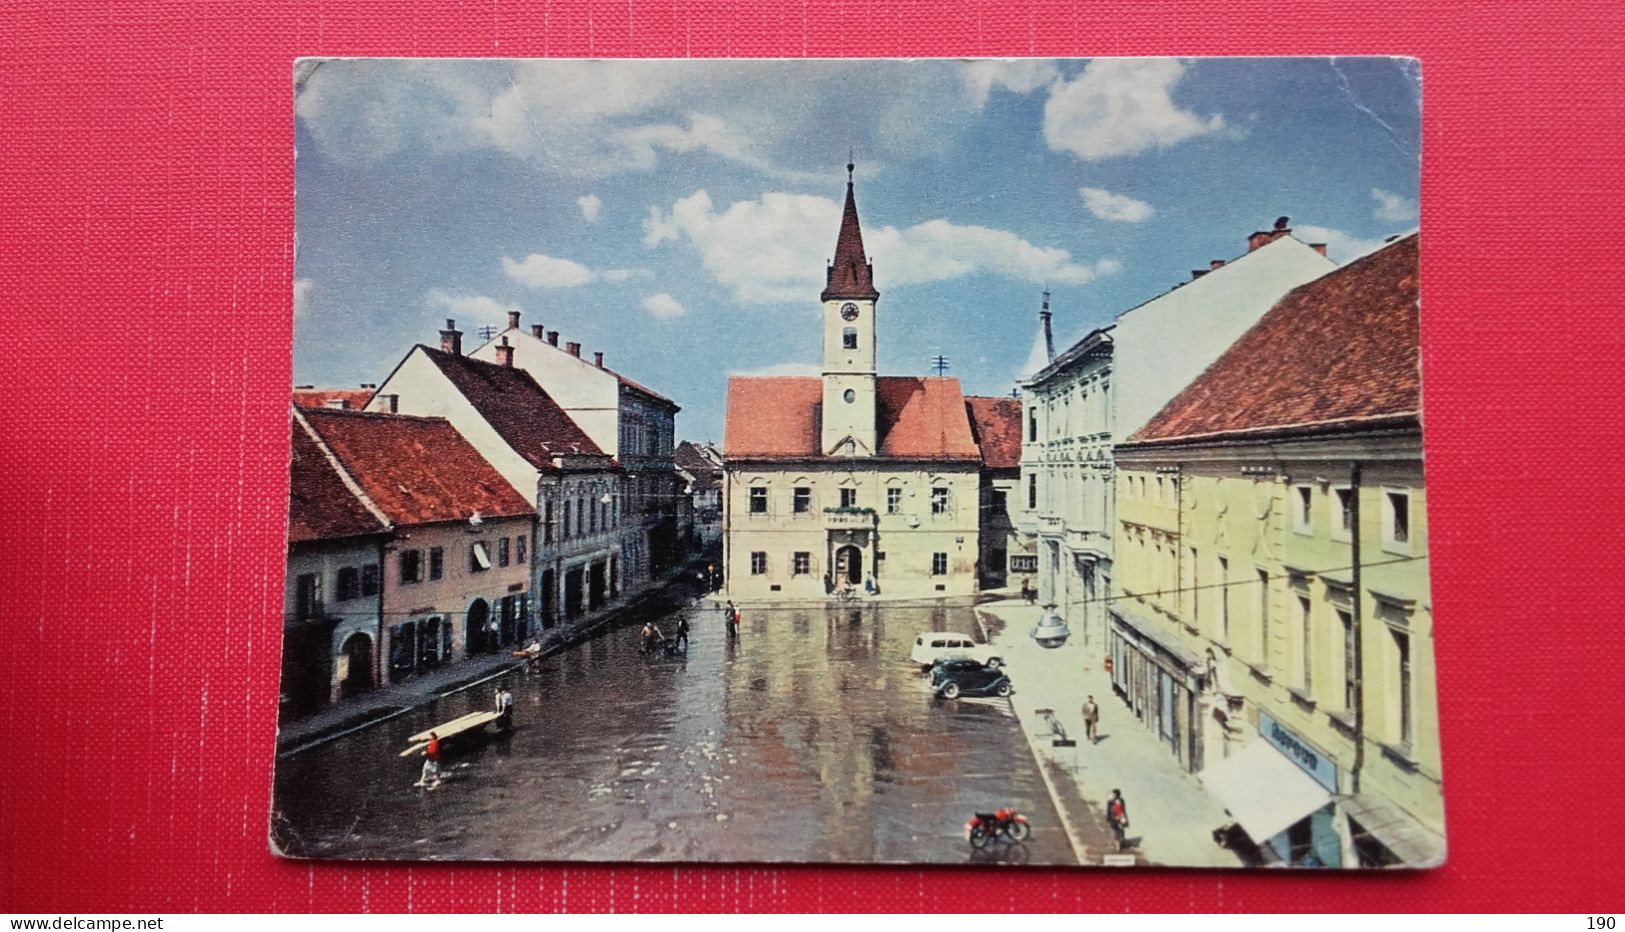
[{"x1": 975, "y1": 598, "x2": 1241, "y2": 868}]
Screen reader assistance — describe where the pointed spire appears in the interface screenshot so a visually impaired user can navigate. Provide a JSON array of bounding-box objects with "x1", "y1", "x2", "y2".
[
  {"x1": 1021, "y1": 291, "x2": 1056, "y2": 379},
  {"x1": 822, "y1": 158, "x2": 879, "y2": 302}
]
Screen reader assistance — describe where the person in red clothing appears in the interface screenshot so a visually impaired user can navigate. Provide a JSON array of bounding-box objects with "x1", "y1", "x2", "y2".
[{"x1": 418, "y1": 732, "x2": 442, "y2": 787}]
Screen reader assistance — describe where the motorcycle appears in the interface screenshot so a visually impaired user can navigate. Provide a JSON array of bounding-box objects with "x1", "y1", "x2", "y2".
[{"x1": 965, "y1": 808, "x2": 1030, "y2": 848}]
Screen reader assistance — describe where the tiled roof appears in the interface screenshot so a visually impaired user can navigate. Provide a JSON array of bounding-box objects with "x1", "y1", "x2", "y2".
[
  {"x1": 419, "y1": 346, "x2": 607, "y2": 470},
  {"x1": 612, "y1": 371, "x2": 677, "y2": 408},
  {"x1": 821, "y1": 180, "x2": 879, "y2": 302},
  {"x1": 288, "y1": 416, "x2": 387, "y2": 544},
  {"x1": 1128, "y1": 234, "x2": 1420, "y2": 445},
  {"x1": 301, "y1": 408, "x2": 533, "y2": 526},
  {"x1": 723, "y1": 376, "x2": 980, "y2": 461},
  {"x1": 965, "y1": 396, "x2": 1024, "y2": 469},
  {"x1": 673, "y1": 441, "x2": 722, "y2": 491},
  {"x1": 292, "y1": 388, "x2": 375, "y2": 411}
]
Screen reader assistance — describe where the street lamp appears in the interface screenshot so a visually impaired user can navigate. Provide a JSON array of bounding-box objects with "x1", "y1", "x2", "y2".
[{"x1": 1030, "y1": 602, "x2": 1070, "y2": 649}]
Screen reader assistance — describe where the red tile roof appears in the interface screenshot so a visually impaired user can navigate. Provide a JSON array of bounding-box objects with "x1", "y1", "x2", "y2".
[
  {"x1": 419, "y1": 346, "x2": 608, "y2": 470},
  {"x1": 288, "y1": 416, "x2": 387, "y2": 544},
  {"x1": 673, "y1": 441, "x2": 722, "y2": 491},
  {"x1": 965, "y1": 396, "x2": 1024, "y2": 469},
  {"x1": 292, "y1": 388, "x2": 374, "y2": 411},
  {"x1": 300, "y1": 408, "x2": 533, "y2": 526},
  {"x1": 1129, "y1": 234, "x2": 1420, "y2": 445},
  {"x1": 724, "y1": 376, "x2": 980, "y2": 461},
  {"x1": 821, "y1": 179, "x2": 879, "y2": 302}
]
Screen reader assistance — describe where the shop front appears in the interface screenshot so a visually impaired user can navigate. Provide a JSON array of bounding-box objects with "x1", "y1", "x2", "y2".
[
  {"x1": 1108, "y1": 604, "x2": 1203, "y2": 772},
  {"x1": 1201, "y1": 710, "x2": 1344, "y2": 867}
]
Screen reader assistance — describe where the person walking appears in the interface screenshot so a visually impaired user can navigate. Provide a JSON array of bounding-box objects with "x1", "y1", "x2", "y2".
[
  {"x1": 724, "y1": 601, "x2": 739, "y2": 637},
  {"x1": 1082, "y1": 695, "x2": 1100, "y2": 743},
  {"x1": 1106, "y1": 789, "x2": 1131, "y2": 851},
  {"x1": 675, "y1": 613, "x2": 691, "y2": 651},
  {"x1": 494, "y1": 684, "x2": 515, "y2": 731},
  {"x1": 418, "y1": 732, "x2": 442, "y2": 787}
]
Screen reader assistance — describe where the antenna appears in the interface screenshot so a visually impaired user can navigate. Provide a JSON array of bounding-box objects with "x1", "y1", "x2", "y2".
[
  {"x1": 931, "y1": 355, "x2": 950, "y2": 377},
  {"x1": 477, "y1": 325, "x2": 498, "y2": 342}
]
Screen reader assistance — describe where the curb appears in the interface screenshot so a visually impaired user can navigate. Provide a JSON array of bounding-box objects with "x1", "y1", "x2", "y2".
[{"x1": 973, "y1": 606, "x2": 1090, "y2": 867}]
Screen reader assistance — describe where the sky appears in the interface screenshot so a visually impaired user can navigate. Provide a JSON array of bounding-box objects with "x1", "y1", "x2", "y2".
[{"x1": 293, "y1": 57, "x2": 1421, "y2": 444}]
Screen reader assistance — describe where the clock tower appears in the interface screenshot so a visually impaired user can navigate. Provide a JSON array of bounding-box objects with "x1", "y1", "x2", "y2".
[{"x1": 821, "y1": 161, "x2": 880, "y2": 456}]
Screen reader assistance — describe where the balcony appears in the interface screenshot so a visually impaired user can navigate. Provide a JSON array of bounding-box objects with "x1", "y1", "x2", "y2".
[
  {"x1": 1065, "y1": 527, "x2": 1111, "y2": 558},
  {"x1": 824, "y1": 507, "x2": 877, "y2": 530},
  {"x1": 1037, "y1": 514, "x2": 1065, "y2": 537}
]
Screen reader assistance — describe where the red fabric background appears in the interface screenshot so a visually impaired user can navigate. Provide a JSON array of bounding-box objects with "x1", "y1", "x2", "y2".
[{"x1": 3, "y1": 0, "x2": 1622, "y2": 913}]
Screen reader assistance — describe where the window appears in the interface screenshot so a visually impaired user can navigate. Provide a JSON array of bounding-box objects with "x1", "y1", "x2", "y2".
[
  {"x1": 295, "y1": 573, "x2": 321, "y2": 618},
  {"x1": 498, "y1": 537, "x2": 511, "y2": 567},
  {"x1": 749, "y1": 487, "x2": 767, "y2": 514},
  {"x1": 1384, "y1": 490, "x2": 1411, "y2": 549},
  {"x1": 543, "y1": 502, "x2": 554, "y2": 544},
  {"x1": 750, "y1": 551, "x2": 767, "y2": 575},
  {"x1": 931, "y1": 487, "x2": 949, "y2": 515},
  {"x1": 840, "y1": 487, "x2": 857, "y2": 508},
  {"x1": 793, "y1": 487, "x2": 811, "y2": 514},
  {"x1": 1028, "y1": 408, "x2": 1037, "y2": 442},
  {"x1": 1297, "y1": 594, "x2": 1313, "y2": 692},
  {"x1": 1332, "y1": 486, "x2": 1354, "y2": 540},
  {"x1": 361, "y1": 564, "x2": 380, "y2": 597},
  {"x1": 793, "y1": 552, "x2": 810, "y2": 575},
  {"x1": 428, "y1": 547, "x2": 444, "y2": 581},
  {"x1": 335, "y1": 567, "x2": 360, "y2": 602},
  {"x1": 1027, "y1": 473, "x2": 1037, "y2": 509},
  {"x1": 887, "y1": 487, "x2": 903, "y2": 514},
  {"x1": 1392, "y1": 626, "x2": 1412, "y2": 745},
  {"x1": 842, "y1": 326, "x2": 858, "y2": 350},
  {"x1": 1294, "y1": 485, "x2": 1314, "y2": 535},
  {"x1": 931, "y1": 552, "x2": 948, "y2": 575},
  {"x1": 399, "y1": 549, "x2": 422, "y2": 584},
  {"x1": 991, "y1": 488, "x2": 1007, "y2": 512},
  {"x1": 515, "y1": 534, "x2": 527, "y2": 565},
  {"x1": 469, "y1": 541, "x2": 492, "y2": 572},
  {"x1": 1216, "y1": 555, "x2": 1230, "y2": 644},
  {"x1": 1339, "y1": 608, "x2": 1356, "y2": 712},
  {"x1": 1257, "y1": 569, "x2": 1270, "y2": 666},
  {"x1": 843, "y1": 389, "x2": 856, "y2": 404},
  {"x1": 562, "y1": 500, "x2": 571, "y2": 538},
  {"x1": 577, "y1": 499, "x2": 586, "y2": 536}
]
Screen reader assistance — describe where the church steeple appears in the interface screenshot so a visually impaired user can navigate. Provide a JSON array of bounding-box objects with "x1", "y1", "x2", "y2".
[
  {"x1": 822, "y1": 159, "x2": 880, "y2": 302},
  {"x1": 1021, "y1": 290, "x2": 1056, "y2": 380}
]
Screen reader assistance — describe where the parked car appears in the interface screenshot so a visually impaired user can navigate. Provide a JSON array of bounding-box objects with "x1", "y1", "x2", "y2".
[
  {"x1": 930, "y1": 659, "x2": 1014, "y2": 700},
  {"x1": 911, "y1": 632, "x2": 1003, "y2": 671}
]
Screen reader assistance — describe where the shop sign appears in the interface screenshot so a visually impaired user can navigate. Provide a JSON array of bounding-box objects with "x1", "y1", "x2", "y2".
[{"x1": 1259, "y1": 710, "x2": 1338, "y2": 792}]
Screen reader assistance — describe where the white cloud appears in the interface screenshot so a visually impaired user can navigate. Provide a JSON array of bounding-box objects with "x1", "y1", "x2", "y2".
[
  {"x1": 424, "y1": 289, "x2": 521, "y2": 319},
  {"x1": 601, "y1": 268, "x2": 649, "y2": 282},
  {"x1": 645, "y1": 190, "x2": 1119, "y2": 304},
  {"x1": 642, "y1": 293, "x2": 687, "y2": 319},
  {"x1": 1079, "y1": 187, "x2": 1155, "y2": 222},
  {"x1": 1044, "y1": 59, "x2": 1224, "y2": 161},
  {"x1": 577, "y1": 194, "x2": 602, "y2": 222},
  {"x1": 731, "y1": 361, "x2": 822, "y2": 377},
  {"x1": 501, "y1": 253, "x2": 598, "y2": 289},
  {"x1": 962, "y1": 59, "x2": 1060, "y2": 109},
  {"x1": 293, "y1": 278, "x2": 315, "y2": 319},
  {"x1": 1371, "y1": 188, "x2": 1418, "y2": 223},
  {"x1": 1292, "y1": 224, "x2": 1392, "y2": 264}
]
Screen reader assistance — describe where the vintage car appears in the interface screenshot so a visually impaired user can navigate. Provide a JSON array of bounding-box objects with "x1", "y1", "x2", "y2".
[
  {"x1": 929, "y1": 659, "x2": 1014, "y2": 700},
  {"x1": 910, "y1": 632, "x2": 1003, "y2": 671}
]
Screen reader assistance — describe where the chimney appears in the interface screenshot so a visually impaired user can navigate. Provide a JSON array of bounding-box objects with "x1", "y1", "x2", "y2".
[
  {"x1": 507, "y1": 310, "x2": 521, "y2": 331},
  {"x1": 1191, "y1": 269, "x2": 1208, "y2": 280},
  {"x1": 1210, "y1": 259, "x2": 1226, "y2": 270},
  {"x1": 439, "y1": 318, "x2": 463, "y2": 355},
  {"x1": 1248, "y1": 216, "x2": 1292, "y2": 252},
  {"x1": 547, "y1": 330, "x2": 560, "y2": 347},
  {"x1": 593, "y1": 351, "x2": 604, "y2": 368},
  {"x1": 1310, "y1": 243, "x2": 1328, "y2": 257},
  {"x1": 531, "y1": 324, "x2": 545, "y2": 339},
  {"x1": 566, "y1": 341, "x2": 582, "y2": 358},
  {"x1": 496, "y1": 335, "x2": 514, "y2": 368}
]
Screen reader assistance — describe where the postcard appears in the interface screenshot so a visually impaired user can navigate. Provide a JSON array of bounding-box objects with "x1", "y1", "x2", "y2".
[{"x1": 273, "y1": 57, "x2": 1438, "y2": 868}]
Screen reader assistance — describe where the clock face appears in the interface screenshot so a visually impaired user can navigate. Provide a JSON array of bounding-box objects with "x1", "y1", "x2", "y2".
[{"x1": 840, "y1": 303, "x2": 860, "y2": 321}]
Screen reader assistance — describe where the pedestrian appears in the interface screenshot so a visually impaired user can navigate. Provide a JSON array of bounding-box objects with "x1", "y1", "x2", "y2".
[
  {"x1": 495, "y1": 684, "x2": 514, "y2": 731},
  {"x1": 419, "y1": 731, "x2": 442, "y2": 786},
  {"x1": 1106, "y1": 788, "x2": 1130, "y2": 851},
  {"x1": 641, "y1": 621, "x2": 659, "y2": 653},
  {"x1": 724, "y1": 601, "x2": 739, "y2": 637},
  {"x1": 1082, "y1": 694, "x2": 1100, "y2": 743},
  {"x1": 864, "y1": 573, "x2": 876, "y2": 595},
  {"x1": 676, "y1": 613, "x2": 691, "y2": 651}
]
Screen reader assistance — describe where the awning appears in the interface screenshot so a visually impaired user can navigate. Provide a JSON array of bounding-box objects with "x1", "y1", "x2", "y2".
[
  {"x1": 1344, "y1": 794, "x2": 1446, "y2": 866},
  {"x1": 1201, "y1": 740, "x2": 1332, "y2": 842}
]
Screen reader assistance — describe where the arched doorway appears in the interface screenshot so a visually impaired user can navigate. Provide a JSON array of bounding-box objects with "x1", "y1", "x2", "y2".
[
  {"x1": 466, "y1": 598, "x2": 491, "y2": 654},
  {"x1": 834, "y1": 544, "x2": 863, "y2": 586},
  {"x1": 338, "y1": 632, "x2": 373, "y2": 698}
]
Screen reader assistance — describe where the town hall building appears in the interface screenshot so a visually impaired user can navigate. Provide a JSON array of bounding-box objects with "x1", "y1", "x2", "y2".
[{"x1": 722, "y1": 166, "x2": 1013, "y2": 599}]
